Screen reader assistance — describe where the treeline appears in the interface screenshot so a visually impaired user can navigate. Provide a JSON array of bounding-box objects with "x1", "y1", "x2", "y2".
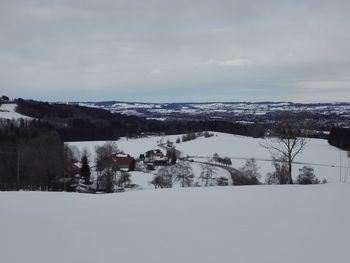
[
  {"x1": 0, "y1": 118, "x2": 79, "y2": 191},
  {"x1": 0, "y1": 130, "x2": 66, "y2": 191},
  {"x1": 14, "y1": 100, "x2": 266, "y2": 141},
  {"x1": 328, "y1": 127, "x2": 350, "y2": 151}
]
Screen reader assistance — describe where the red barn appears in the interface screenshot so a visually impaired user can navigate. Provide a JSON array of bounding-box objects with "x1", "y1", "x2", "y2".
[{"x1": 112, "y1": 154, "x2": 136, "y2": 171}]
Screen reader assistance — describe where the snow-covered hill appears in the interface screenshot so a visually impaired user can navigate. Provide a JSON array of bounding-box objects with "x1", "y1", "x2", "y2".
[
  {"x1": 0, "y1": 103, "x2": 31, "y2": 120},
  {"x1": 79, "y1": 101, "x2": 350, "y2": 118},
  {"x1": 77, "y1": 101, "x2": 350, "y2": 127},
  {"x1": 1, "y1": 184, "x2": 349, "y2": 263}
]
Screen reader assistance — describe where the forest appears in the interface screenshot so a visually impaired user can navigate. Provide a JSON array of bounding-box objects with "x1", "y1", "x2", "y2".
[
  {"x1": 14, "y1": 100, "x2": 266, "y2": 141},
  {"x1": 328, "y1": 127, "x2": 350, "y2": 151}
]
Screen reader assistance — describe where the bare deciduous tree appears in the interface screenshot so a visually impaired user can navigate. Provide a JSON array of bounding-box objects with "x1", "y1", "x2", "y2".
[
  {"x1": 239, "y1": 158, "x2": 261, "y2": 181},
  {"x1": 95, "y1": 142, "x2": 119, "y2": 191},
  {"x1": 118, "y1": 171, "x2": 131, "y2": 188},
  {"x1": 199, "y1": 164, "x2": 217, "y2": 187},
  {"x1": 172, "y1": 161, "x2": 194, "y2": 187},
  {"x1": 261, "y1": 113, "x2": 310, "y2": 184},
  {"x1": 157, "y1": 166, "x2": 173, "y2": 188},
  {"x1": 265, "y1": 157, "x2": 289, "y2": 185},
  {"x1": 150, "y1": 175, "x2": 167, "y2": 189}
]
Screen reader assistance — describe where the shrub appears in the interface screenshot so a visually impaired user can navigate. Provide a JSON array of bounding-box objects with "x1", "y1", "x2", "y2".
[
  {"x1": 296, "y1": 166, "x2": 320, "y2": 184},
  {"x1": 265, "y1": 157, "x2": 289, "y2": 184}
]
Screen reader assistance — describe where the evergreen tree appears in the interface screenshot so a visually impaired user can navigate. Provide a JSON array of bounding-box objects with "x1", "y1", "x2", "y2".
[
  {"x1": 80, "y1": 155, "x2": 91, "y2": 184},
  {"x1": 170, "y1": 150, "x2": 177, "y2": 165}
]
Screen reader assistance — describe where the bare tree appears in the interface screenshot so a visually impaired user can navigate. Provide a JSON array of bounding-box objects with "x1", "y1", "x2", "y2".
[
  {"x1": 199, "y1": 164, "x2": 217, "y2": 186},
  {"x1": 65, "y1": 144, "x2": 80, "y2": 163},
  {"x1": 172, "y1": 161, "x2": 194, "y2": 187},
  {"x1": 261, "y1": 113, "x2": 310, "y2": 184},
  {"x1": 150, "y1": 175, "x2": 167, "y2": 189},
  {"x1": 231, "y1": 158, "x2": 260, "y2": 185},
  {"x1": 265, "y1": 157, "x2": 289, "y2": 185},
  {"x1": 157, "y1": 166, "x2": 173, "y2": 188},
  {"x1": 104, "y1": 168, "x2": 115, "y2": 193},
  {"x1": 118, "y1": 171, "x2": 131, "y2": 188},
  {"x1": 239, "y1": 158, "x2": 261, "y2": 181},
  {"x1": 95, "y1": 142, "x2": 119, "y2": 191}
]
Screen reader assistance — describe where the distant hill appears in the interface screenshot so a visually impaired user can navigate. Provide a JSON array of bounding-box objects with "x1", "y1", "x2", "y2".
[
  {"x1": 74, "y1": 100, "x2": 350, "y2": 131},
  {"x1": 3, "y1": 99, "x2": 349, "y2": 143},
  {"x1": 1, "y1": 99, "x2": 265, "y2": 141}
]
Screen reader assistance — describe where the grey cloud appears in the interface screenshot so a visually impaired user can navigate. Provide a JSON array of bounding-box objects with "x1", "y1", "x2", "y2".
[{"x1": 0, "y1": 0, "x2": 350, "y2": 102}]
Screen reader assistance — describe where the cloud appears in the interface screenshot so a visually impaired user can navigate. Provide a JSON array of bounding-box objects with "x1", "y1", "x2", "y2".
[
  {"x1": 150, "y1": 68, "x2": 162, "y2": 74},
  {"x1": 196, "y1": 59, "x2": 252, "y2": 67},
  {"x1": 218, "y1": 59, "x2": 252, "y2": 67},
  {"x1": 297, "y1": 80, "x2": 350, "y2": 90},
  {"x1": 0, "y1": 0, "x2": 350, "y2": 102},
  {"x1": 12, "y1": 6, "x2": 91, "y2": 21}
]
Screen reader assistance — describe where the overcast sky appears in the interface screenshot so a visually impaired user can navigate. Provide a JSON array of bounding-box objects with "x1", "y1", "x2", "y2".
[{"x1": 1, "y1": 0, "x2": 350, "y2": 102}]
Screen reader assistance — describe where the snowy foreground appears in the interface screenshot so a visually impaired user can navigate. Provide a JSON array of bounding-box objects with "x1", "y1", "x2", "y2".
[{"x1": 1, "y1": 184, "x2": 349, "y2": 263}]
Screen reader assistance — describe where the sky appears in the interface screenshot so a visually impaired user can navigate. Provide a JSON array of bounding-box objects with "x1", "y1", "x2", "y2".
[{"x1": 1, "y1": 0, "x2": 350, "y2": 103}]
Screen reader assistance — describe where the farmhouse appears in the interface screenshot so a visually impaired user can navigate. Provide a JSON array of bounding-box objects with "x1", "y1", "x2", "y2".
[
  {"x1": 112, "y1": 154, "x2": 136, "y2": 171},
  {"x1": 141, "y1": 149, "x2": 168, "y2": 167},
  {"x1": 65, "y1": 160, "x2": 80, "y2": 176}
]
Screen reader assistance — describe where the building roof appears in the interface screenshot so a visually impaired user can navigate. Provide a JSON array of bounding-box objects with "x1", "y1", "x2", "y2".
[
  {"x1": 112, "y1": 154, "x2": 135, "y2": 166},
  {"x1": 65, "y1": 160, "x2": 80, "y2": 175}
]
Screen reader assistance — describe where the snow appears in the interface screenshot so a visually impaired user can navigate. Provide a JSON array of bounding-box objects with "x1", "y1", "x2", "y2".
[
  {"x1": 68, "y1": 132, "x2": 349, "y2": 184},
  {"x1": 0, "y1": 103, "x2": 32, "y2": 120},
  {"x1": 129, "y1": 171, "x2": 156, "y2": 190},
  {"x1": 1, "y1": 184, "x2": 349, "y2": 263},
  {"x1": 173, "y1": 133, "x2": 349, "y2": 183}
]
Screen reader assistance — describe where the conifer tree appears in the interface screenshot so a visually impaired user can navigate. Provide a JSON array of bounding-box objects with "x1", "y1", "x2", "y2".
[{"x1": 80, "y1": 155, "x2": 91, "y2": 184}]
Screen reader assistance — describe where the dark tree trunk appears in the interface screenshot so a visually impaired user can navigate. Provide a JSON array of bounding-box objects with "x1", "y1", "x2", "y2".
[{"x1": 288, "y1": 161, "x2": 293, "y2": 184}]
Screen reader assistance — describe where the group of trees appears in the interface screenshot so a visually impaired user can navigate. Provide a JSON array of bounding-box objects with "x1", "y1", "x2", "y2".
[
  {"x1": 328, "y1": 127, "x2": 350, "y2": 151},
  {"x1": 94, "y1": 142, "x2": 119, "y2": 193},
  {"x1": 180, "y1": 131, "x2": 214, "y2": 143},
  {"x1": 0, "y1": 131, "x2": 66, "y2": 191},
  {"x1": 265, "y1": 158, "x2": 289, "y2": 184},
  {"x1": 150, "y1": 161, "x2": 194, "y2": 188},
  {"x1": 212, "y1": 153, "x2": 232, "y2": 166},
  {"x1": 0, "y1": 116, "x2": 95, "y2": 191},
  {"x1": 232, "y1": 158, "x2": 322, "y2": 186},
  {"x1": 94, "y1": 142, "x2": 135, "y2": 193},
  {"x1": 295, "y1": 166, "x2": 322, "y2": 185},
  {"x1": 199, "y1": 164, "x2": 217, "y2": 187},
  {"x1": 231, "y1": 158, "x2": 261, "y2": 185}
]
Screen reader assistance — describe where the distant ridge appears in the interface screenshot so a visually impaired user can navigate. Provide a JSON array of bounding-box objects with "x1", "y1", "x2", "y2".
[
  {"x1": 72, "y1": 101, "x2": 350, "y2": 129},
  {"x1": 72, "y1": 101, "x2": 350, "y2": 105}
]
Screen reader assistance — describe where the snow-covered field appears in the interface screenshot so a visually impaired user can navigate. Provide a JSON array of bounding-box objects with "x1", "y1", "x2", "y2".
[
  {"x1": 0, "y1": 103, "x2": 31, "y2": 120},
  {"x1": 68, "y1": 132, "x2": 349, "y2": 184},
  {"x1": 174, "y1": 133, "x2": 349, "y2": 183},
  {"x1": 1, "y1": 184, "x2": 349, "y2": 263}
]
